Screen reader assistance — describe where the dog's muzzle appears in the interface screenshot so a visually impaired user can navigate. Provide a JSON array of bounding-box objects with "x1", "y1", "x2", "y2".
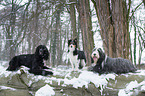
[
  {"x1": 92, "y1": 54, "x2": 98, "y2": 61},
  {"x1": 39, "y1": 49, "x2": 43, "y2": 55}
]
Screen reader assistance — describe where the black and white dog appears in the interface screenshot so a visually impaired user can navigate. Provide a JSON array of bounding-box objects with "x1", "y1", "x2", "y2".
[
  {"x1": 90, "y1": 48, "x2": 137, "y2": 74},
  {"x1": 68, "y1": 38, "x2": 86, "y2": 71},
  {"x1": 7, "y1": 45, "x2": 53, "y2": 76}
]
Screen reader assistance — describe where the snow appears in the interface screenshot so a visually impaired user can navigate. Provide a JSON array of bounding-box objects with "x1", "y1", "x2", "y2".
[
  {"x1": 0, "y1": 86, "x2": 16, "y2": 91},
  {"x1": 118, "y1": 89, "x2": 128, "y2": 96},
  {"x1": 40, "y1": 68, "x2": 145, "y2": 95},
  {"x1": 0, "y1": 61, "x2": 116, "y2": 94},
  {"x1": 121, "y1": 70, "x2": 145, "y2": 77},
  {"x1": 53, "y1": 70, "x2": 116, "y2": 91},
  {"x1": 35, "y1": 84, "x2": 55, "y2": 96},
  {"x1": 0, "y1": 61, "x2": 31, "y2": 77},
  {"x1": 141, "y1": 85, "x2": 145, "y2": 91},
  {"x1": 118, "y1": 80, "x2": 145, "y2": 96},
  {"x1": 126, "y1": 80, "x2": 138, "y2": 92},
  {"x1": 1, "y1": 61, "x2": 145, "y2": 95},
  {"x1": 0, "y1": 61, "x2": 15, "y2": 77}
]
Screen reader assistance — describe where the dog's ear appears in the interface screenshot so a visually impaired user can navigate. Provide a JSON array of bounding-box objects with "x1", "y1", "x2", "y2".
[
  {"x1": 35, "y1": 45, "x2": 41, "y2": 58},
  {"x1": 68, "y1": 40, "x2": 72, "y2": 46},
  {"x1": 43, "y1": 46, "x2": 49, "y2": 60},
  {"x1": 97, "y1": 48, "x2": 102, "y2": 53},
  {"x1": 92, "y1": 48, "x2": 97, "y2": 52},
  {"x1": 97, "y1": 48, "x2": 105, "y2": 58},
  {"x1": 74, "y1": 38, "x2": 77, "y2": 48},
  {"x1": 91, "y1": 57, "x2": 94, "y2": 63},
  {"x1": 74, "y1": 38, "x2": 77, "y2": 42}
]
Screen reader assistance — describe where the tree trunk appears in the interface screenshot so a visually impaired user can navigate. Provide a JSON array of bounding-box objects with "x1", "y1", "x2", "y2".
[
  {"x1": 77, "y1": 0, "x2": 94, "y2": 66},
  {"x1": 32, "y1": 0, "x2": 41, "y2": 52},
  {"x1": 132, "y1": 16, "x2": 137, "y2": 65},
  {"x1": 92, "y1": 0, "x2": 131, "y2": 59},
  {"x1": 51, "y1": 10, "x2": 60, "y2": 67},
  {"x1": 69, "y1": 0, "x2": 77, "y2": 38},
  {"x1": 9, "y1": 0, "x2": 17, "y2": 60}
]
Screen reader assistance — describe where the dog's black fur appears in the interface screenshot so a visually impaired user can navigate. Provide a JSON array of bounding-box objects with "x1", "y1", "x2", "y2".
[
  {"x1": 7, "y1": 45, "x2": 53, "y2": 76},
  {"x1": 91, "y1": 48, "x2": 137, "y2": 74}
]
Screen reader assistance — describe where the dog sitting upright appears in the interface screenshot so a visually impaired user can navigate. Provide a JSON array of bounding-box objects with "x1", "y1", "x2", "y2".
[
  {"x1": 90, "y1": 48, "x2": 137, "y2": 74},
  {"x1": 68, "y1": 38, "x2": 86, "y2": 71}
]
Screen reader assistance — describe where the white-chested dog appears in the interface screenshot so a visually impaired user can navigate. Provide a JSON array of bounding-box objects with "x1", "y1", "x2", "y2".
[{"x1": 68, "y1": 38, "x2": 86, "y2": 71}]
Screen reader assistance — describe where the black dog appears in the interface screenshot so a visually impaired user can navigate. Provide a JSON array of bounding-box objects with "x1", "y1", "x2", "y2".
[
  {"x1": 90, "y1": 48, "x2": 137, "y2": 74},
  {"x1": 7, "y1": 45, "x2": 53, "y2": 76}
]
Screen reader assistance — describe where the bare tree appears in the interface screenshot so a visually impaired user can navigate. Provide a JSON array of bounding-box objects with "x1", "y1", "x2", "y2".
[
  {"x1": 91, "y1": 0, "x2": 132, "y2": 59},
  {"x1": 77, "y1": 0, "x2": 94, "y2": 66}
]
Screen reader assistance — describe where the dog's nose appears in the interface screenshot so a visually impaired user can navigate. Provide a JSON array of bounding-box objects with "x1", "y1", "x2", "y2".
[
  {"x1": 94, "y1": 53, "x2": 96, "y2": 56},
  {"x1": 71, "y1": 45, "x2": 73, "y2": 48}
]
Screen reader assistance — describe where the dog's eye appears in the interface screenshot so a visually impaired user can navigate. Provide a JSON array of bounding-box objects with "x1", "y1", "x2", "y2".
[{"x1": 44, "y1": 48, "x2": 47, "y2": 51}]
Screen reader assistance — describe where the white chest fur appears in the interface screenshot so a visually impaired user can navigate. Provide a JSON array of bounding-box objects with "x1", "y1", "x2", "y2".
[{"x1": 68, "y1": 52, "x2": 80, "y2": 71}]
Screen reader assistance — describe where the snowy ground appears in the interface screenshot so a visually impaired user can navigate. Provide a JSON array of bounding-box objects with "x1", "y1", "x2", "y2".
[{"x1": 0, "y1": 61, "x2": 145, "y2": 96}]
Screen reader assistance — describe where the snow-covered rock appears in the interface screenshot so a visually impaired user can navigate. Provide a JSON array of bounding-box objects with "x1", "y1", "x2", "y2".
[
  {"x1": 1, "y1": 61, "x2": 145, "y2": 96},
  {"x1": 35, "y1": 84, "x2": 55, "y2": 96}
]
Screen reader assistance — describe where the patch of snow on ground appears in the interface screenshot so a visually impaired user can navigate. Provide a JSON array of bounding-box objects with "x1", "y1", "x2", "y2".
[
  {"x1": 141, "y1": 85, "x2": 145, "y2": 91},
  {"x1": 118, "y1": 80, "x2": 145, "y2": 96},
  {"x1": 28, "y1": 67, "x2": 117, "y2": 93},
  {"x1": 126, "y1": 80, "x2": 138, "y2": 92},
  {"x1": 35, "y1": 84, "x2": 55, "y2": 96},
  {"x1": 0, "y1": 62, "x2": 16, "y2": 77},
  {"x1": 118, "y1": 89, "x2": 129, "y2": 96},
  {"x1": 62, "y1": 70, "x2": 116, "y2": 93},
  {"x1": 0, "y1": 86, "x2": 16, "y2": 90},
  {"x1": 121, "y1": 70, "x2": 145, "y2": 77}
]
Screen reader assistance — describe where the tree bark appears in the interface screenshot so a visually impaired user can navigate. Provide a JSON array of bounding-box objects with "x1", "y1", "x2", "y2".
[
  {"x1": 51, "y1": 10, "x2": 61, "y2": 67},
  {"x1": 69, "y1": 0, "x2": 77, "y2": 38},
  {"x1": 32, "y1": 0, "x2": 41, "y2": 52},
  {"x1": 77, "y1": 0, "x2": 94, "y2": 66},
  {"x1": 92, "y1": 0, "x2": 131, "y2": 59}
]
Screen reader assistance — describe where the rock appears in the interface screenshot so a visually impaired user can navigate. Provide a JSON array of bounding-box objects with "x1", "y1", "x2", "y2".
[
  {"x1": 1, "y1": 63, "x2": 145, "y2": 96},
  {"x1": 0, "y1": 87, "x2": 32, "y2": 96}
]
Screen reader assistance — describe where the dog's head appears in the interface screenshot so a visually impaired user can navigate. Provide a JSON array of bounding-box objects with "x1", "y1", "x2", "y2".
[
  {"x1": 68, "y1": 38, "x2": 77, "y2": 52},
  {"x1": 91, "y1": 48, "x2": 105, "y2": 64},
  {"x1": 35, "y1": 45, "x2": 49, "y2": 60}
]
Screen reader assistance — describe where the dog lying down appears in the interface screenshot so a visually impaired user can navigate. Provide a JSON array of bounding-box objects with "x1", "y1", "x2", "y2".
[
  {"x1": 90, "y1": 48, "x2": 137, "y2": 74},
  {"x1": 7, "y1": 45, "x2": 53, "y2": 76}
]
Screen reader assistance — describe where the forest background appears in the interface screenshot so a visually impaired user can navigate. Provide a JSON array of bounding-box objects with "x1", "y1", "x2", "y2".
[{"x1": 0, "y1": 0, "x2": 144, "y2": 67}]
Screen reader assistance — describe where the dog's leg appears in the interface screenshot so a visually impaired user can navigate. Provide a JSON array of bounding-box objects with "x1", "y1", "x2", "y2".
[
  {"x1": 42, "y1": 60, "x2": 52, "y2": 69},
  {"x1": 74, "y1": 60, "x2": 79, "y2": 71},
  {"x1": 29, "y1": 69, "x2": 53, "y2": 76},
  {"x1": 69, "y1": 60, "x2": 74, "y2": 71},
  {"x1": 81, "y1": 59, "x2": 86, "y2": 69}
]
